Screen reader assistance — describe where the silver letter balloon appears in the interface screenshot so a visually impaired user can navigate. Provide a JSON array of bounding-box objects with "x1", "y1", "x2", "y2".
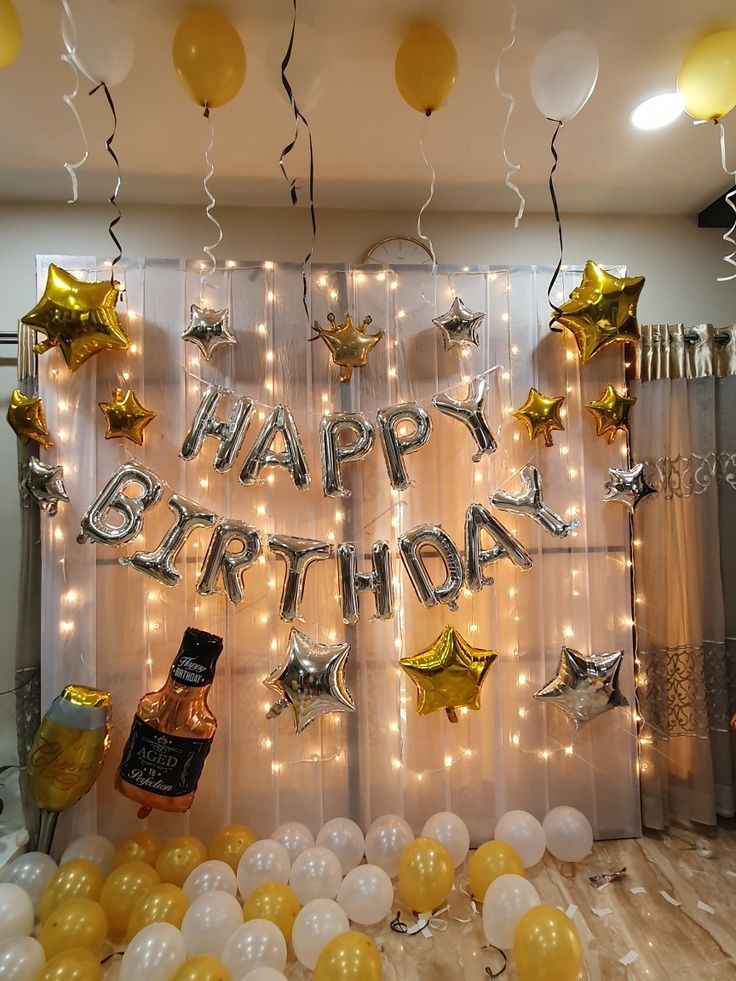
[
  {"x1": 77, "y1": 463, "x2": 163, "y2": 546},
  {"x1": 376, "y1": 402, "x2": 432, "y2": 491},
  {"x1": 121, "y1": 494, "x2": 215, "y2": 587},
  {"x1": 432, "y1": 377, "x2": 497, "y2": 462},
  {"x1": 491, "y1": 464, "x2": 577, "y2": 538},
  {"x1": 320, "y1": 412, "x2": 375, "y2": 497},
  {"x1": 398, "y1": 523, "x2": 463, "y2": 611}
]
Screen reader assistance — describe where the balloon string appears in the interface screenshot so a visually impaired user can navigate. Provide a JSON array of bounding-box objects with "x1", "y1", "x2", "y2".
[
  {"x1": 417, "y1": 118, "x2": 437, "y2": 276},
  {"x1": 717, "y1": 120, "x2": 736, "y2": 283},
  {"x1": 494, "y1": 1, "x2": 524, "y2": 227},
  {"x1": 278, "y1": 0, "x2": 317, "y2": 327},
  {"x1": 59, "y1": 0, "x2": 88, "y2": 203},
  {"x1": 89, "y1": 82, "x2": 122, "y2": 282},
  {"x1": 547, "y1": 120, "x2": 564, "y2": 332},
  {"x1": 200, "y1": 112, "x2": 223, "y2": 297}
]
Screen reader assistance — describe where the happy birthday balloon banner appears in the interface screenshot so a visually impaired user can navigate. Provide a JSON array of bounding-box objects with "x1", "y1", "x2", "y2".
[{"x1": 76, "y1": 378, "x2": 578, "y2": 622}]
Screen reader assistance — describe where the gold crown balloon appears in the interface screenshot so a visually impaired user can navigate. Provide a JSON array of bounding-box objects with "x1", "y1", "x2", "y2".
[
  {"x1": 28, "y1": 685, "x2": 112, "y2": 853},
  {"x1": 312, "y1": 312, "x2": 384, "y2": 382}
]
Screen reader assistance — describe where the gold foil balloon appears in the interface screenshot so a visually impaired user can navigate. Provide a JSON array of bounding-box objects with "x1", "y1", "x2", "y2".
[
  {"x1": 399, "y1": 625, "x2": 497, "y2": 723},
  {"x1": 555, "y1": 260, "x2": 645, "y2": 364},
  {"x1": 114, "y1": 830, "x2": 162, "y2": 868},
  {"x1": 36, "y1": 948, "x2": 103, "y2": 981},
  {"x1": 399, "y1": 837, "x2": 455, "y2": 912},
  {"x1": 28, "y1": 685, "x2": 111, "y2": 853},
  {"x1": 208, "y1": 824, "x2": 257, "y2": 872},
  {"x1": 513, "y1": 905, "x2": 583, "y2": 981},
  {"x1": 21, "y1": 264, "x2": 128, "y2": 372},
  {"x1": 173, "y1": 9, "x2": 245, "y2": 109},
  {"x1": 6, "y1": 389, "x2": 53, "y2": 449},
  {"x1": 127, "y1": 883, "x2": 189, "y2": 939},
  {"x1": 156, "y1": 837, "x2": 208, "y2": 887},
  {"x1": 314, "y1": 930, "x2": 383, "y2": 981},
  {"x1": 585, "y1": 385, "x2": 636, "y2": 444},
  {"x1": 513, "y1": 388, "x2": 565, "y2": 448},
  {"x1": 39, "y1": 860, "x2": 104, "y2": 923},
  {"x1": 468, "y1": 842, "x2": 524, "y2": 900},
  {"x1": 39, "y1": 897, "x2": 108, "y2": 958},
  {"x1": 395, "y1": 23, "x2": 458, "y2": 115},
  {"x1": 0, "y1": 0, "x2": 20, "y2": 69},
  {"x1": 170, "y1": 956, "x2": 230, "y2": 981},
  {"x1": 678, "y1": 29, "x2": 736, "y2": 121},
  {"x1": 243, "y1": 882, "x2": 301, "y2": 944},
  {"x1": 312, "y1": 312, "x2": 384, "y2": 382},
  {"x1": 99, "y1": 860, "x2": 161, "y2": 936},
  {"x1": 98, "y1": 387, "x2": 156, "y2": 445}
]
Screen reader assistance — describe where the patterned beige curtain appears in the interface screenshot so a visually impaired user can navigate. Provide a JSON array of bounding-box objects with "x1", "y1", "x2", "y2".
[{"x1": 632, "y1": 324, "x2": 736, "y2": 829}]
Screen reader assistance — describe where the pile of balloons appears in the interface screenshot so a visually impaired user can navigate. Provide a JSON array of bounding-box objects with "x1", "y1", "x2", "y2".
[{"x1": 0, "y1": 805, "x2": 592, "y2": 980}]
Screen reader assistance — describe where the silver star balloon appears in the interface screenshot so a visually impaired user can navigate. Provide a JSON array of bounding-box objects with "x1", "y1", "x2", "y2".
[
  {"x1": 432, "y1": 296, "x2": 485, "y2": 350},
  {"x1": 534, "y1": 646, "x2": 628, "y2": 728},
  {"x1": 181, "y1": 304, "x2": 236, "y2": 360},
  {"x1": 491, "y1": 464, "x2": 578, "y2": 539},
  {"x1": 264, "y1": 628, "x2": 355, "y2": 734},
  {"x1": 603, "y1": 462, "x2": 656, "y2": 512},
  {"x1": 20, "y1": 456, "x2": 69, "y2": 516}
]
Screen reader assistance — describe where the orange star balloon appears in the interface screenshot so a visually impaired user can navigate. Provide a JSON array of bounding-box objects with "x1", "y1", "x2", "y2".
[
  {"x1": 513, "y1": 388, "x2": 565, "y2": 448},
  {"x1": 21, "y1": 264, "x2": 129, "y2": 372},
  {"x1": 585, "y1": 385, "x2": 636, "y2": 444},
  {"x1": 99, "y1": 388, "x2": 156, "y2": 446},
  {"x1": 7, "y1": 389, "x2": 54, "y2": 448},
  {"x1": 313, "y1": 312, "x2": 384, "y2": 382},
  {"x1": 554, "y1": 260, "x2": 645, "y2": 364},
  {"x1": 399, "y1": 625, "x2": 497, "y2": 723}
]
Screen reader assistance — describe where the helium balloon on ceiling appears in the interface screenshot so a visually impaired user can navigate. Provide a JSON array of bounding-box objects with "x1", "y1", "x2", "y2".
[
  {"x1": 678, "y1": 28, "x2": 736, "y2": 121},
  {"x1": 173, "y1": 7, "x2": 246, "y2": 110},
  {"x1": 61, "y1": 0, "x2": 135, "y2": 87},
  {"x1": 0, "y1": 0, "x2": 20, "y2": 69},
  {"x1": 395, "y1": 23, "x2": 458, "y2": 115}
]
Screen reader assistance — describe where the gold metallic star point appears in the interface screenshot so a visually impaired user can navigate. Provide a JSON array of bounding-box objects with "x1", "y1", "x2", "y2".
[
  {"x1": 98, "y1": 387, "x2": 156, "y2": 446},
  {"x1": 513, "y1": 387, "x2": 565, "y2": 448},
  {"x1": 7, "y1": 389, "x2": 53, "y2": 448},
  {"x1": 313, "y1": 312, "x2": 384, "y2": 382},
  {"x1": 585, "y1": 385, "x2": 636, "y2": 443},
  {"x1": 399, "y1": 624, "x2": 497, "y2": 722}
]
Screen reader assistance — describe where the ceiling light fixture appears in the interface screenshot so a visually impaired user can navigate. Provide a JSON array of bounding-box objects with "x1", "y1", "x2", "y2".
[{"x1": 630, "y1": 92, "x2": 685, "y2": 131}]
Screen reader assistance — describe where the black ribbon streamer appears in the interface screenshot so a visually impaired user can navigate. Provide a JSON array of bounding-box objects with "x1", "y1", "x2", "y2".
[
  {"x1": 547, "y1": 120, "x2": 564, "y2": 332},
  {"x1": 279, "y1": 0, "x2": 317, "y2": 326},
  {"x1": 90, "y1": 82, "x2": 122, "y2": 283}
]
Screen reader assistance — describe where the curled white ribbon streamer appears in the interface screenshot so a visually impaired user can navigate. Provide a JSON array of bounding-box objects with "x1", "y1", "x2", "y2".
[
  {"x1": 60, "y1": 0, "x2": 89, "y2": 203},
  {"x1": 417, "y1": 119, "x2": 437, "y2": 277},
  {"x1": 717, "y1": 120, "x2": 736, "y2": 282},
  {"x1": 495, "y1": 1, "x2": 525, "y2": 227},
  {"x1": 201, "y1": 115, "x2": 223, "y2": 295}
]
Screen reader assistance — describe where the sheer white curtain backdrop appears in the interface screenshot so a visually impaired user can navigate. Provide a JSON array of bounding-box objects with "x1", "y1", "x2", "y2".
[{"x1": 36, "y1": 257, "x2": 640, "y2": 850}]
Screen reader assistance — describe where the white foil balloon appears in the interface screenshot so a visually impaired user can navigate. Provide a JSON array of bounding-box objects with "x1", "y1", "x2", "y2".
[
  {"x1": 0, "y1": 884, "x2": 34, "y2": 940},
  {"x1": 221, "y1": 919, "x2": 287, "y2": 977},
  {"x1": 237, "y1": 841, "x2": 291, "y2": 899},
  {"x1": 542, "y1": 806, "x2": 593, "y2": 863},
  {"x1": 364, "y1": 815, "x2": 414, "y2": 878},
  {"x1": 289, "y1": 847, "x2": 342, "y2": 904},
  {"x1": 243, "y1": 969, "x2": 287, "y2": 981},
  {"x1": 61, "y1": 0, "x2": 135, "y2": 87},
  {"x1": 336, "y1": 864, "x2": 393, "y2": 926},
  {"x1": 181, "y1": 889, "x2": 244, "y2": 957},
  {"x1": 530, "y1": 30, "x2": 599, "y2": 122},
  {"x1": 119, "y1": 923, "x2": 186, "y2": 981},
  {"x1": 292, "y1": 898, "x2": 349, "y2": 971},
  {"x1": 270, "y1": 823, "x2": 315, "y2": 863},
  {"x1": 421, "y1": 812, "x2": 470, "y2": 867},
  {"x1": 0, "y1": 936, "x2": 45, "y2": 981},
  {"x1": 494, "y1": 810, "x2": 546, "y2": 868},
  {"x1": 183, "y1": 860, "x2": 238, "y2": 901},
  {"x1": 482, "y1": 874, "x2": 541, "y2": 949},
  {"x1": 60, "y1": 834, "x2": 115, "y2": 876},
  {"x1": 1, "y1": 852, "x2": 57, "y2": 914},
  {"x1": 316, "y1": 818, "x2": 365, "y2": 874}
]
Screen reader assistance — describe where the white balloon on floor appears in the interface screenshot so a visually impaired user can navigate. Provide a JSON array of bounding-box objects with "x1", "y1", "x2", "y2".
[
  {"x1": 119, "y1": 923, "x2": 187, "y2": 981},
  {"x1": 0, "y1": 883, "x2": 34, "y2": 941},
  {"x1": 316, "y1": 818, "x2": 365, "y2": 874},
  {"x1": 289, "y1": 847, "x2": 343, "y2": 904},
  {"x1": 421, "y1": 812, "x2": 470, "y2": 867},
  {"x1": 494, "y1": 810, "x2": 546, "y2": 868},
  {"x1": 0, "y1": 852, "x2": 57, "y2": 913},
  {"x1": 183, "y1": 860, "x2": 238, "y2": 900},
  {"x1": 336, "y1": 864, "x2": 393, "y2": 925},
  {"x1": 0, "y1": 936, "x2": 45, "y2": 981},
  {"x1": 60, "y1": 835, "x2": 115, "y2": 876},
  {"x1": 221, "y1": 919, "x2": 287, "y2": 977},
  {"x1": 482, "y1": 874, "x2": 541, "y2": 950},
  {"x1": 242, "y1": 969, "x2": 287, "y2": 981},
  {"x1": 543, "y1": 806, "x2": 593, "y2": 863},
  {"x1": 237, "y1": 840, "x2": 291, "y2": 898},
  {"x1": 180, "y1": 889, "x2": 244, "y2": 957},
  {"x1": 364, "y1": 814, "x2": 414, "y2": 878},
  {"x1": 270, "y1": 822, "x2": 315, "y2": 863},
  {"x1": 292, "y1": 898, "x2": 349, "y2": 970}
]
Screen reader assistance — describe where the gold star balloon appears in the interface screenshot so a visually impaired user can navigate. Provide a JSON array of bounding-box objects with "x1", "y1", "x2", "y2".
[
  {"x1": 21, "y1": 264, "x2": 129, "y2": 372},
  {"x1": 313, "y1": 312, "x2": 384, "y2": 382},
  {"x1": 98, "y1": 387, "x2": 156, "y2": 446},
  {"x1": 399, "y1": 624, "x2": 497, "y2": 723},
  {"x1": 513, "y1": 387, "x2": 565, "y2": 448},
  {"x1": 554, "y1": 260, "x2": 645, "y2": 364},
  {"x1": 585, "y1": 384, "x2": 636, "y2": 444},
  {"x1": 7, "y1": 389, "x2": 54, "y2": 449}
]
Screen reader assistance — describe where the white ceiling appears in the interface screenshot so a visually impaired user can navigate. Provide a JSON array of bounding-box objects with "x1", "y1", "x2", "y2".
[{"x1": 1, "y1": 0, "x2": 735, "y2": 214}]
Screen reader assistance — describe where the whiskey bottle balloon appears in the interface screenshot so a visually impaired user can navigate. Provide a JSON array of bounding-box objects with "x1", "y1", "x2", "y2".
[{"x1": 115, "y1": 627, "x2": 223, "y2": 817}]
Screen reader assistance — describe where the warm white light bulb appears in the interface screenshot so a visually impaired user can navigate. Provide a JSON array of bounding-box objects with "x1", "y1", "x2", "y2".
[{"x1": 630, "y1": 92, "x2": 684, "y2": 131}]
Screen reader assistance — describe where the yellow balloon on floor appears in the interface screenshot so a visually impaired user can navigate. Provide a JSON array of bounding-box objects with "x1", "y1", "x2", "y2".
[
  {"x1": 173, "y1": 8, "x2": 246, "y2": 109},
  {"x1": 468, "y1": 841, "x2": 524, "y2": 900},
  {"x1": 208, "y1": 823, "x2": 257, "y2": 872},
  {"x1": 513, "y1": 905, "x2": 583, "y2": 981},
  {"x1": 243, "y1": 881, "x2": 301, "y2": 944},
  {"x1": 155, "y1": 836, "x2": 208, "y2": 887},
  {"x1": 39, "y1": 860, "x2": 104, "y2": 923},
  {"x1": 395, "y1": 23, "x2": 458, "y2": 115},
  {"x1": 678, "y1": 28, "x2": 736, "y2": 120},
  {"x1": 314, "y1": 930, "x2": 383, "y2": 980},
  {"x1": 127, "y1": 883, "x2": 189, "y2": 940},
  {"x1": 114, "y1": 830, "x2": 162, "y2": 867},
  {"x1": 170, "y1": 956, "x2": 230, "y2": 981},
  {"x1": 0, "y1": 0, "x2": 20, "y2": 69},
  {"x1": 36, "y1": 948, "x2": 102, "y2": 981},
  {"x1": 39, "y1": 898, "x2": 108, "y2": 959},
  {"x1": 99, "y1": 860, "x2": 160, "y2": 935},
  {"x1": 398, "y1": 836, "x2": 454, "y2": 912}
]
